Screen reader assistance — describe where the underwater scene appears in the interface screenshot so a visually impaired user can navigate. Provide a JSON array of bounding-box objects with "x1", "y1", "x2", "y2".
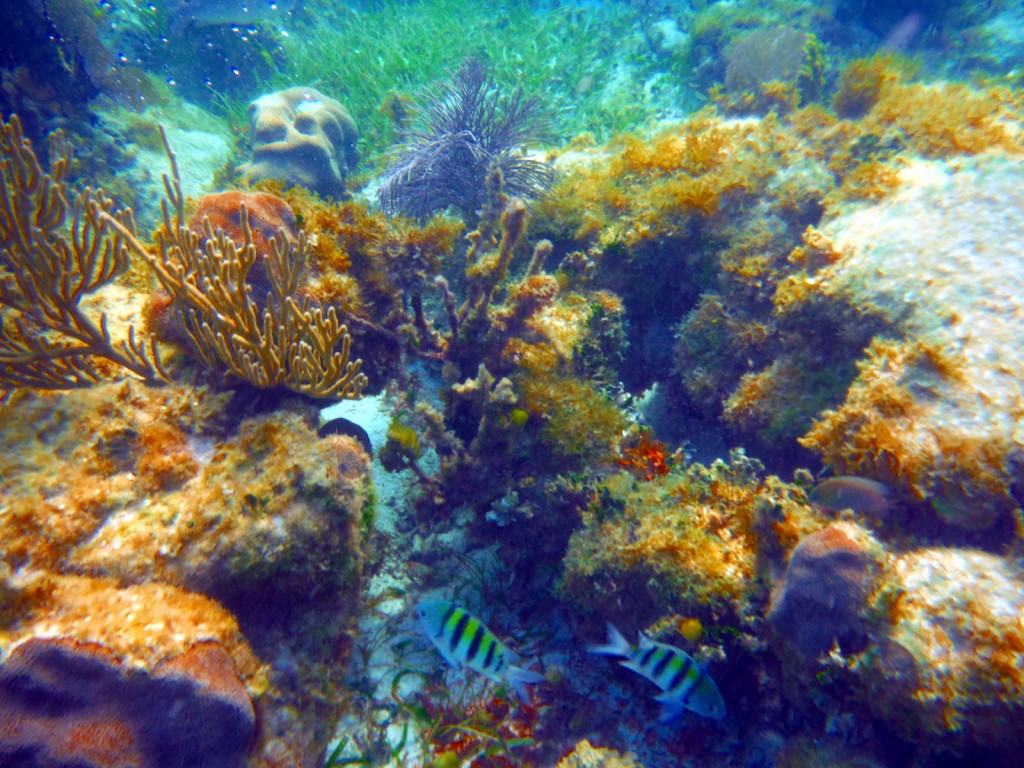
[{"x1": 2, "y1": 0, "x2": 1024, "y2": 766}]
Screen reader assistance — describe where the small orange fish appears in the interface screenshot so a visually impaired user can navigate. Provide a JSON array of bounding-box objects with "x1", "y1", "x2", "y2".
[{"x1": 809, "y1": 476, "x2": 892, "y2": 515}]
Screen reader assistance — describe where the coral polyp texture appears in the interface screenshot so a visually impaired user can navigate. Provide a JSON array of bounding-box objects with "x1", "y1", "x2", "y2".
[{"x1": 239, "y1": 86, "x2": 359, "y2": 200}]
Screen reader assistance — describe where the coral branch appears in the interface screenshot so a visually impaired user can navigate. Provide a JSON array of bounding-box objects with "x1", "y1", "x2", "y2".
[
  {"x1": 104, "y1": 126, "x2": 367, "y2": 399},
  {"x1": 0, "y1": 114, "x2": 166, "y2": 389}
]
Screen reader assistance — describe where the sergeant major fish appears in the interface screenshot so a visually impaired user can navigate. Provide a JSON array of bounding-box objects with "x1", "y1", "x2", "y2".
[
  {"x1": 589, "y1": 623, "x2": 726, "y2": 721},
  {"x1": 416, "y1": 600, "x2": 545, "y2": 702}
]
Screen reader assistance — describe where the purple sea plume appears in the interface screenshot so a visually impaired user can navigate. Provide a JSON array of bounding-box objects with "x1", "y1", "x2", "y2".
[{"x1": 378, "y1": 57, "x2": 556, "y2": 222}]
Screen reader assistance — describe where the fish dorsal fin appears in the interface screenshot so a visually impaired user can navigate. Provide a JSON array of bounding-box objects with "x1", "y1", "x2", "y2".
[{"x1": 637, "y1": 633, "x2": 654, "y2": 650}]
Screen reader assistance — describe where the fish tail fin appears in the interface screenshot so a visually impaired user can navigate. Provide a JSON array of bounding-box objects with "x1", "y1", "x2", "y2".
[
  {"x1": 504, "y1": 664, "x2": 546, "y2": 703},
  {"x1": 655, "y1": 691, "x2": 687, "y2": 723},
  {"x1": 587, "y1": 623, "x2": 632, "y2": 658}
]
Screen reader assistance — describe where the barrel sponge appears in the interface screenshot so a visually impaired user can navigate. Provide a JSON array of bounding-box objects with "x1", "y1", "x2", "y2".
[
  {"x1": 768, "y1": 522, "x2": 884, "y2": 660},
  {"x1": 240, "y1": 86, "x2": 359, "y2": 200}
]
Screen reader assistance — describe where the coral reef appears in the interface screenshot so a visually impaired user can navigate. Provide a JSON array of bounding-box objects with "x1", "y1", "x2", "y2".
[
  {"x1": 379, "y1": 57, "x2": 555, "y2": 222},
  {"x1": 855, "y1": 548, "x2": 1024, "y2": 755},
  {"x1": 0, "y1": 573, "x2": 261, "y2": 768},
  {"x1": 767, "y1": 522, "x2": 884, "y2": 660},
  {"x1": 111, "y1": 131, "x2": 367, "y2": 399},
  {"x1": 1, "y1": 115, "x2": 165, "y2": 390},
  {"x1": 556, "y1": 739, "x2": 641, "y2": 768},
  {"x1": 798, "y1": 154, "x2": 1024, "y2": 532},
  {"x1": 534, "y1": 53, "x2": 1024, "y2": 446},
  {"x1": 560, "y1": 450, "x2": 819, "y2": 628},
  {"x1": 408, "y1": 210, "x2": 630, "y2": 525},
  {"x1": 0, "y1": 379, "x2": 372, "y2": 765},
  {"x1": 6, "y1": 4, "x2": 1024, "y2": 765},
  {"x1": 273, "y1": 171, "x2": 632, "y2": 532},
  {"x1": 239, "y1": 86, "x2": 359, "y2": 200},
  {"x1": 763, "y1": 522, "x2": 1024, "y2": 761}
]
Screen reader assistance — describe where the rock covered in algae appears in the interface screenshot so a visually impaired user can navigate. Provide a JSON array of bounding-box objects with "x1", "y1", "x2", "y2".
[
  {"x1": 70, "y1": 407, "x2": 369, "y2": 610},
  {"x1": 555, "y1": 739, "x2": 641, "y2": 768},
  {"x1": 0, "y1": 382, "x2": 369, "y2": 610},
  {"x1": 0, "y1": 572, "x2": 262, "y2": 768},
  {"x1": 853, "y1": 548, "x2": 1024, "y2": 753},
  {"x1": 0, "y1": 381, "x2": 372, "y2": 764},
  {"x1": 800, "y1": 154, "x2": 1024, "y2": 532},
  {"x1": 559, "y1": 449, "x2": 821, "y2": 627}
]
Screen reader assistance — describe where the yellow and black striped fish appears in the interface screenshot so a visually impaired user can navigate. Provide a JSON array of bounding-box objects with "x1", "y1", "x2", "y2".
[
  {"x1": 589, "y1": 623, "x2": 726, "y2": 721},
  {"x1": 416, "y1": 600, "x2": 545, "y2": 702}
]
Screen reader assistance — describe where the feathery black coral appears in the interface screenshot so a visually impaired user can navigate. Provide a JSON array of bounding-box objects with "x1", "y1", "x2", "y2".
[{"x1": 379, "y1": 58, "x2": 555, "y2": 221}]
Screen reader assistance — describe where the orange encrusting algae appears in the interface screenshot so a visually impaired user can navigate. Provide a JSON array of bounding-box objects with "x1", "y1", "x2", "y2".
[
  {"x1": 800, "y1": 338, "x2": 1019, "y2": 531},
  {"x1": 560, "y1": 451, "x2": 825, "y2": 626}
]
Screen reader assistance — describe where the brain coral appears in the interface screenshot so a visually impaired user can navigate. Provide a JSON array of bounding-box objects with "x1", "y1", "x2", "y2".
[
  {"x1": 240, "y1": 86, "x2": 359, "y2": 199},
  {"x1": 768, "y1": 522, "x2": 884, "y2": 660}
]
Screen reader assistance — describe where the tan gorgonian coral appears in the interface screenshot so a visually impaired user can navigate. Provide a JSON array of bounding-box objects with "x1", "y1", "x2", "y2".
[
  {"x1": 0, "y1": 114, "x2": 165, "y2": 390},
  {"x1": 105, "y1": 127, "x2": 367, "y2": 399}
]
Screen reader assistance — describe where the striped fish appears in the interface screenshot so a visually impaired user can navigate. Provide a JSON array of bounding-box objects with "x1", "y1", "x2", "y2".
[
  {"x1": 589, "y1": 623, "x2": 726, "y2": 721},
  {"x1": 416, "y1": 600, "x2": 545, "y2": 702}
]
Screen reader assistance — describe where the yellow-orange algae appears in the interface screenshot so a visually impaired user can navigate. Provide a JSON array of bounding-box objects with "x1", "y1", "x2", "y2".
[
  {"x1": 857, "y1": 549, "x2": 1024, "y2": 749},
  {"x1": 801, "y1": 338, "x2": 1016, "y2": 530},
  {"x1": 0, "y1": 572, "x2": 264, "y2": 690},
  {"x1": 560, "y1": 453, "x2": 823, "y2": 624},
  {"x1": 535, "y1": 109, "x2": 783, "y2": 248}
]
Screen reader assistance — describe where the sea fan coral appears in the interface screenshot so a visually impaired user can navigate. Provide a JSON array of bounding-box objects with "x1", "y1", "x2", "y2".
[{"x1": 378, "y1": 57, "x2": 555, "y2": 221}]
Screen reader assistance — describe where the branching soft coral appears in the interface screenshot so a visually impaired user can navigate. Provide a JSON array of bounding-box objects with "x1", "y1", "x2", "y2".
[
  {"x1": 105, "y1": 128, "x2": 367, "y2": 399},
  {"x1": 378, "y1": 57, "x2": 555, "y2": 222},
  {"x1": 1, "y1": 114, "x2": 166, "y2": 390}
]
